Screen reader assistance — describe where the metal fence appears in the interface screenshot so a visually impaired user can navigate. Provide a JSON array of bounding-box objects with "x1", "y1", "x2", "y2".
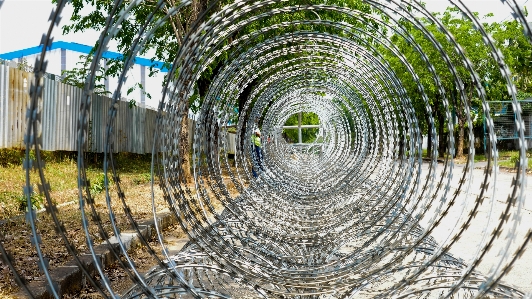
[
  {"x1": 0, "y1": 59, "x2": 163, "y2": 154},
  {"x1": 484, "y1": 100, "x2": 532, "y2": 150}
]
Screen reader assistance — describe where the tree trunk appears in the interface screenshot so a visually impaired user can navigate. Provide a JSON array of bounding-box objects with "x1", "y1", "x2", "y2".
[
  {"x1": 455, "y1": 85, "x2": 469, "y2": 159},
  {"x1": 177, "y1": 0, "x2": 211, "y2": 185},
  {"x1": 437, "y1": 104, "x2": 446, "y2": 158},
  {"x1": 180, "y1": 113, "x2": 192, "y2": 183},
  {"x1": 426, "y1": 112, "x2": 432, "y2": 159},
  {"x1": 457, "y1": 119, "x2": 464, "y2": 158}
]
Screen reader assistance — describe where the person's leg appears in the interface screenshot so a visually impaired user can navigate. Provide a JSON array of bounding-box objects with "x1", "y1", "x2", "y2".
[
  {"x1": 258, "y1": 147, "x2": 265, "y2": 171},
  {"x1": 252, "y1": 145, "x2": 258, "y2": 177},
  {"x1": 255, "y1": 146, "x2": 264, "y2": 171}
]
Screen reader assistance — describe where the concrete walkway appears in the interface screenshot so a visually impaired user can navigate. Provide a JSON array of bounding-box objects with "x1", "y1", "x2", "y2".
[{"x1": 419, "y1": 160, "x2": 532, "y2": 294}]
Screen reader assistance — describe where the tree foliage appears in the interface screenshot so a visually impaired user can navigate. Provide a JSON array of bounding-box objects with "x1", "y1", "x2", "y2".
[
  {"x1": 382, "y1": 6, "x2": 531, "y2": 156},
  {"x1": 53, "y1": 0, "x2": 532, "y2": 159},
  {"x1": 54, "y1": 0, "x2": 216, "y2": 182},
  {"x1": 283, "y1": 112, "x2": 320, "y2": 143}
]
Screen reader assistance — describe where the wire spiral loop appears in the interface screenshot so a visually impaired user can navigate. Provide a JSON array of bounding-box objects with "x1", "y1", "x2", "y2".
[{"x1": 1, "y1": 0, "x2": 531, "y2": 298}]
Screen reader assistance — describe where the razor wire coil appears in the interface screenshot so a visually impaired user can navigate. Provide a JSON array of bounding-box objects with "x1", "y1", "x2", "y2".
[{"x1": 0, "y1": 0, "x2": 531, "y2": 298}]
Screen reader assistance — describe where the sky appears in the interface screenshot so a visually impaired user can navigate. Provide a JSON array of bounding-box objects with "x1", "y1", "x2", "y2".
[
  {"x1": 0, "y1": 0, "x2": 529, "y2": 54},
  {"x1": 0, "y1": 0, "x2": 103, "y2": 54},
  {"x1": 0, "y1": 0, "x2": 157, "y2": 107},
  {"x1": 423, "y1": 0, "x2": 530, "y2": 21},
  {"x1": 0, "y1": 0, "x2": 529, "y2": 107}
]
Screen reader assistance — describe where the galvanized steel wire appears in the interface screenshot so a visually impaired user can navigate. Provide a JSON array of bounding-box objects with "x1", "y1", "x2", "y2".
[{"x1": 1, "y1": 0, "x2": 531, "y2": 298}]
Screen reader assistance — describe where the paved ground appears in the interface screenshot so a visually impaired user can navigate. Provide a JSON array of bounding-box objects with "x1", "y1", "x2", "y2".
[
  {"x1": 418, "y1": 160, "x2": 532, "y2": 294},
  {"x1": 145, "y1": 160, "x2": 532, "y2": 296}
]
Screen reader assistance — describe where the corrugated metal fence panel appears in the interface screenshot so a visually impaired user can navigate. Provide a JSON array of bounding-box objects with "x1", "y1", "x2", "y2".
[
  {"x1": 63, "y1": 82, "x2": 77, "y2": 151},
  {"x1": 0, "y1": 63, "x2": 9, "y2": 148},
  {"x1": 52, "y1": 80, "x2": 63, "y2": 150},
  {"x1": 124, "y1": 101, "x2": 133, "y2": 153},
  {"x1": 111, "y1": 99, "x2": 121, "y2": 152},
  {"x1": 91, "y1": 94, "x2": 109, "y2": 153},
  {"x1": 102, "y1": 96, "x2": 113, "y2": 153},
  {"x1": 114, "y1": 100, "x2": 125, "y2": 153},
  {"x1": 89, "y1": 94, "x2": 101, "y2": 153},
  {"x1": 88, "y1": 94, "x2": 99, "y2": 153},
  {"x1": 138, "y1": 106, "x2": 147, "y2": 154},
  {"x1": 50, "y1": 79, "x2": 62, "y2": 150},
  {"x1": 129, "y1": 105, "x2": 145, "y2": 154},
  {"x1": 112, "y1": 101, "x2": 148, "y2": 154},
  {"x1": 0, "y1": 65, "x2": 165, "y2": 154},
  {"x1": 118, "y1": 101, "x2": 127, "y2": 152},
  {"x1": 144, "y1": 108, "x2": 156, "y2": 153},
  {"x1": 139, "y1": 106, "x2": 147, "y2": 154},
  {"x1": 57, "y1": 82, "x2": 68, "y2": 150},
  {"x1": 67, "y1": 82, "x2": 82, "y2": 151},
  {"x1": 41, "y1": 76, "x2": 55, "y2": 150},
  {"x1": 8, "y1": 68, "x2": 32, "y2": 149},
  {"x1": 143, "y1": 108, "x2": 157, "y2": 154},
  {"x1": 56, "y1": 80, "x2": 68, "y2": 150}
]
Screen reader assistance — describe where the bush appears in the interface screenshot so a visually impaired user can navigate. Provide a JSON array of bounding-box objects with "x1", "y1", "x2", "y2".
[
  {"x1": 17, "y1": 192, "x2": 44, "y2": 211},
  {"x1": 132, "y1": 172, "x2": 151, "y2": 185},
  {"x1": 0, "y1": 148, "x2": 26, "y2": 167},
  {"x1": 0, "y1": 149, "x2": 77, "y2": 167},
  {"x1": 90, "y1": 173, "x2": 113, "y2": 194},
  {"x1": 509, "y1": 151, "x2": 532, "y2": 169}
]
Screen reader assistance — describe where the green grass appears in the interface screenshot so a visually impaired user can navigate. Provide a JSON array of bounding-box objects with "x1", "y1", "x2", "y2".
[
  {"x1": 418, "y1": 148, "x2": 530, "y2": 169},
  {"x1": 471, "y1": 150, "x2": 531, "y2": 169},
  {"x1": 0, "y1": 150, "x2": 153, "y2": 218},
  {"x1": 474, "y1": 154, "x2": 486, "y2": 162},
  {"x1": 497, "y1": 151, "x2": 531, "y2": 169}
]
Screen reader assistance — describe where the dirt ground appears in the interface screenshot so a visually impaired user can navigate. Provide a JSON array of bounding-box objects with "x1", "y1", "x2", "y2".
[
  {"x1": 3, "y1": 154, "x2": 530, "y2": 298},
  {"x1": 0, "y1": 154, "x2": 241, "y2": 298},
  {"x1": 0, "y1": 178, "x2": 169, "y2": 297}
]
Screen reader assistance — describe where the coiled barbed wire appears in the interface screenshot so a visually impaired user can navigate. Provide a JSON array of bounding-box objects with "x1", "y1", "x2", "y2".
[{"x1": 1, "y1": 0, "x2": 531, "y2": 298}]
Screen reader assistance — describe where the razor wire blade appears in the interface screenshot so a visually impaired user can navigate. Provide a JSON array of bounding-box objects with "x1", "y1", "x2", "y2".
[{"x1": 0, "y1": 0, "x2": 531, "y2": 298}]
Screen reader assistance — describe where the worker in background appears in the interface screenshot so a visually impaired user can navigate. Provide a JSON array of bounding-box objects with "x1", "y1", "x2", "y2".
[{"x1": 251, "y1": 128, "x2": 264, "y2": 177}]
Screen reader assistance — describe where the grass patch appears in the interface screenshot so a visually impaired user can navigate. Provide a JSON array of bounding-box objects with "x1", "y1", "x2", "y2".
[
  {"x1": 0, "y1": 150, "x2": 153, "y2": 218},
  {"x1": 405, "y1": 148, "x2": 530, "y2": 170},
  {"x1": 0, "y1": 148, "x2": 233, "y2": 296},
  {"x1": 497, "y1": 151, "x2": 532, "y2": 169},
  {"x1": 474, "y1": 154, "x2": 486, "y2": 162}
]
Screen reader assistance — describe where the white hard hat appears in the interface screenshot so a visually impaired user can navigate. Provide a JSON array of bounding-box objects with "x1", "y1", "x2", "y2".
[{"x1": 254, "y1": 128, "x2": 261, "y2": 134}]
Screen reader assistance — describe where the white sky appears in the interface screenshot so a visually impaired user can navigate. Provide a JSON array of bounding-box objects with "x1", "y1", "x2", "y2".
[
  {"x1": 0, "y1": 0, "x2": 104, "y2": 54},
  {"x1": 0, "y1": 0, "x2": 529, "y2": 107},
  {"x1": 0, "y1": 0, "x2": 161, "y2": 107},
  {"x1": 0, "y1": 0, "x2": 528, "y2": 54},
  {"x1": 422, "y1": 0, "x2": 530, "y2": 21}
]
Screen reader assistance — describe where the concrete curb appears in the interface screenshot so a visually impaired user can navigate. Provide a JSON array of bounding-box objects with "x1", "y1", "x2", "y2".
[{"x1": 14, "y1": 211, "x2": 178, "y2": 299}]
